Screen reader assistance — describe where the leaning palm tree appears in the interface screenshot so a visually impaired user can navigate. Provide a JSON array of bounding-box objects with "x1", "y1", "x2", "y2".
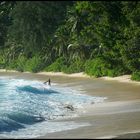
[{"x1": 53, "y1": 26, "x2": 70, "y2": 58}]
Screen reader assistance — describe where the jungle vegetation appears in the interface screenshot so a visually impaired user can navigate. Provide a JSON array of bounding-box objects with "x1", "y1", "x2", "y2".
[{"x1": 0, "y1": 1, "x2": 140, "y2": 81}]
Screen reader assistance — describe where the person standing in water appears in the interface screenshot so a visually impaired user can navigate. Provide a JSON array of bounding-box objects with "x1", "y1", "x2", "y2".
[{"x1": 44, "y1": 78, "x2": 51, "y2": 86}]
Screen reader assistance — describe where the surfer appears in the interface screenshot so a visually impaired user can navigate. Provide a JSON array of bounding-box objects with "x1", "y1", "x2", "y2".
[{"x1": 44, "y1": 78, "x2": 51, "y2": 86}]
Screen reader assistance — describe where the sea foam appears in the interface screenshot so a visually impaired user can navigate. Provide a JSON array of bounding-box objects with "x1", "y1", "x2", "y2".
[{"x1": 0, "y1": 77, "x2": 107, "y2": 138}]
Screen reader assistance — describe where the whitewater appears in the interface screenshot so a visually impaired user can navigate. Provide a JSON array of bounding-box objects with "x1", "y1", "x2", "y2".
[{"x1": 0, "y1": 76, "x2": 107, "y2": 138}]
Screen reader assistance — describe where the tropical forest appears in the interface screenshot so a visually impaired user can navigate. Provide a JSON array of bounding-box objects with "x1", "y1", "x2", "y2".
[{"x1": 0, "y1": 1, "x2": 140, "y2": 80}]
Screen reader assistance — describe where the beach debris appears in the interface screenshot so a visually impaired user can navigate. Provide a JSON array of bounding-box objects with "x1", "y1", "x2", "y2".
[
  {"x1": 91, "y1": 101, "x2": 95, "y2": 104},
  {"x1": 64, "y1": 104, "x2": 74, "y2": 111}
]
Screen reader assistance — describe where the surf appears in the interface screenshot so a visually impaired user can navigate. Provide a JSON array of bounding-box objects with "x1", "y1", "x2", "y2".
[{"x1": 0, "y1": 76, "x2": 107, "y2": 138}]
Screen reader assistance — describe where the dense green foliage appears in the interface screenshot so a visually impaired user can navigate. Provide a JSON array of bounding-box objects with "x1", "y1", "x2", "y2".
[
  {"x1": 0, "y1": 1, "x2": 140, "y2": 80},
  {"x1": 131, "y1": 71, "x2": 140, "y2": 81}
]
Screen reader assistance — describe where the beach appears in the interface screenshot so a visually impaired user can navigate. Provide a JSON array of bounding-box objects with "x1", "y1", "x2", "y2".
[{"x1": 0, "y1": 70, "x2": 140, "y2": 139}]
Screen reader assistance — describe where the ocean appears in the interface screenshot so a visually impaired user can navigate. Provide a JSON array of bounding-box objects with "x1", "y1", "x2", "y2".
[{"x1": 0, "y1": 76, "x2": 106, "y2": 138}]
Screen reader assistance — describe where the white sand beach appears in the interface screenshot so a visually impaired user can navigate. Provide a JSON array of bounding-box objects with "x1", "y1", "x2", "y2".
[
  {"x1": 100, "y1": 75, "x2": 140, "y2": 85},
  {"x1": 1, "y1": 69, "x2": 140, "y2": 85}
]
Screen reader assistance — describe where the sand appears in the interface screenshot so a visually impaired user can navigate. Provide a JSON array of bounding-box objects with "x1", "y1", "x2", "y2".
[
  {"x1": 100, "y1": 75, "x2": 140, "y2": 85},
  {"x1": 0, "y1": 70, "x2": 140, "y2": 139},
  {"x1": 12, "y1": 70, "x2": 140, "y2": 84},
  {"x1": 0, "y1": 69, "x2": 140, "y2": 84}
]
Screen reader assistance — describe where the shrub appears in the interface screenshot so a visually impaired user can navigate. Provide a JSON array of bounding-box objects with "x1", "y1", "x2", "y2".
[
  {"x1": 24, "y1": 56, "x2": 42, "y2": 73},
  {"x1": 6, "y1": 60, "x2": 18, "y2": 70},
  {"x1": 16, "y1": 56, "x2": 27, "y2": 72},
  {"x1": 45, "y1": 57, "x2": 67, "y2": 72},
  {"x1": 85, "y1": 56, "x2": 129, "y2": 77},
  {"x1": 131, "y1": 71, "x2": 140, "y2": 81},
  {"x1": 5, "y1": 55, "x2": 27, "y2": 72},
  {"x1": 85, "y1": 57, "x2": 110, "y2": 77},
  {"x1": 0, "y1": 55, "x2": 6, "y2": 69},
  {"x1": 107, "y1": 66, "x2": 127, "y2": 77},
  {"x1": 62, "y1": 59, "x2": 85, "y2": 74}
]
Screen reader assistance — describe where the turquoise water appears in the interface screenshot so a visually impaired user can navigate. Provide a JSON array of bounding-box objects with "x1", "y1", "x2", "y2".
[{"x1": 0, "y1": 76, "x2": 106, "y2": 138}]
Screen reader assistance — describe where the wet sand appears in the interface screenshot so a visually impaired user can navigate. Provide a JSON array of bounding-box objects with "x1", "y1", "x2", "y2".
[{"x1": 0, "y1": 71, "x2": 140, "y2": 139}]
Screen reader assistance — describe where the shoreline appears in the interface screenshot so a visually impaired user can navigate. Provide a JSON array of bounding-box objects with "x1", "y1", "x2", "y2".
[
  {"x1": 0, "y1": 69, "x2": 140, "y2": 85},
  {"x1": 0, "y1": 70, "x2": 140, "y2": 138}
]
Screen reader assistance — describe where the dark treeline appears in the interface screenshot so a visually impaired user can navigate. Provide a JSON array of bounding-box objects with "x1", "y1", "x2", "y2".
[{"x1": 0, "y1": 1, "x2": 140, "y2": 80}]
